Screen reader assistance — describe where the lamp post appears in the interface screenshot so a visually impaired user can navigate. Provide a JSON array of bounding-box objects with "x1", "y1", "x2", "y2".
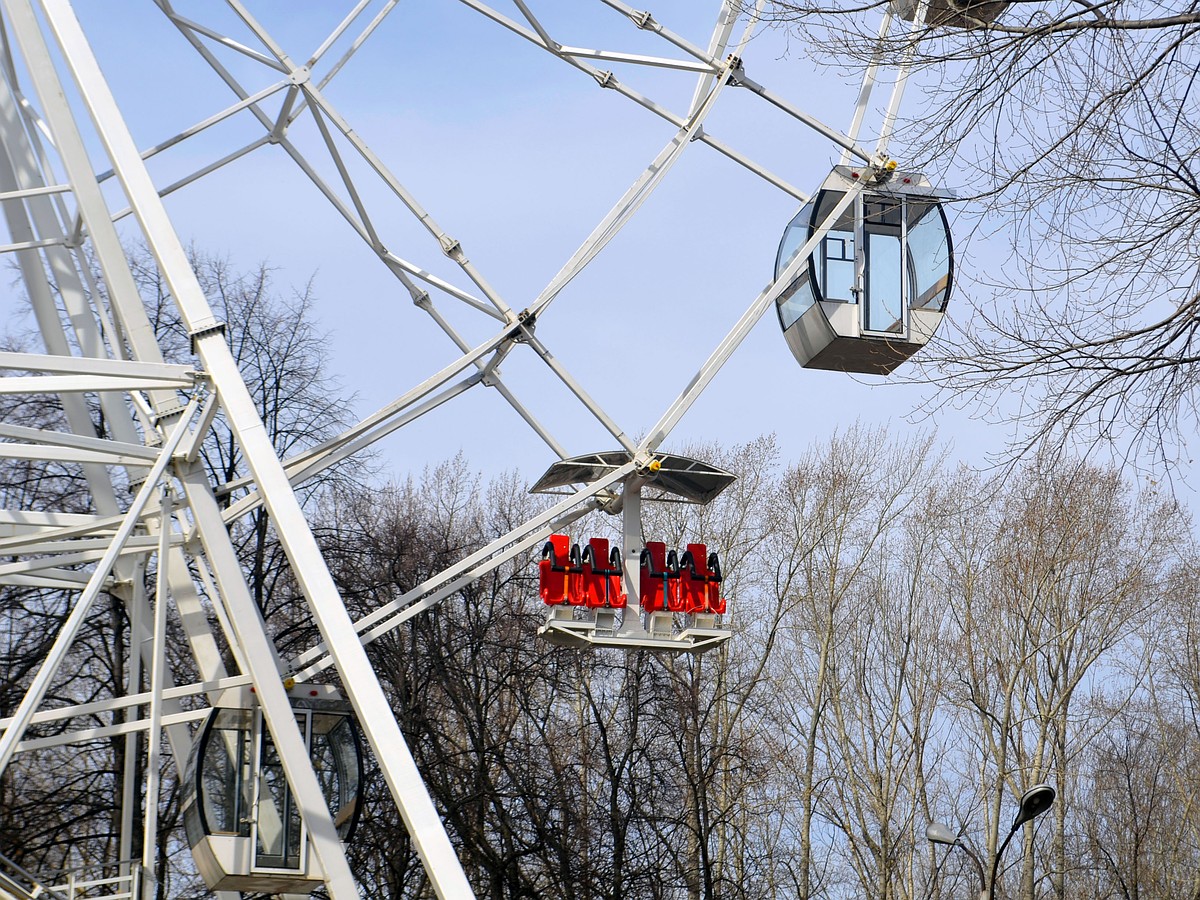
[
  {"x1": 925, "y1": 822, "x2": 988, "y2": 900},
  {"x1": 926, "y1": 783, "x2": 1056, "y2": 900}
]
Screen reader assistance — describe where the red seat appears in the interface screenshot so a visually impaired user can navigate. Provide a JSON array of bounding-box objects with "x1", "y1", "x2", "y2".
[
  {"x1": 581, "y1": 538, "x2": 626, "y2": 609},
  {"x1": 705, "y1": 550, "x2": 726, "y2": 615},
  {"x1": 539, "y1": 534, "x2": 573, "y2": 605},
  {"x1": 639, "y1": 542, "x2": 681, "y2": 613},
  {"x1": 679, "y1": 543, "x2": 711, "y2": 615},
  {"x1": 565, "y1": 542, "x2": 586, "y2": 606},
  {"x1": 680, "y1": 544, "x2": 727, "y2": 615}
]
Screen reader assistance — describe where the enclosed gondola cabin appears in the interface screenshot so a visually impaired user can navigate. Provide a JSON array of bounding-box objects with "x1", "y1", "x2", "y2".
[
  {"x1": 890, "y1": 0, "x2": 1008, "y2": 29},
  {"x1": 181, "y1": 685, "x2": 363, "y2": 895},
  {"x1": 775, "y1": 167, "x2": 953, "y2": 375}
]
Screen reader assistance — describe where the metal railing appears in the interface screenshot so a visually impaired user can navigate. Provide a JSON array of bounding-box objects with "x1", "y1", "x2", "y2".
[{"x1": 0, "y1": 851, "x2": 142, "y2": 900}]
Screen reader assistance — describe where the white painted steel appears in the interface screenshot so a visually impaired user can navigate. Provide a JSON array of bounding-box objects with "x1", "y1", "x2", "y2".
[
  {"x1": 8, "y1": 711, "x2": 210, "y2": 755},
  {"x1": 640, "y1": 183, "x2": 865, "y2": 453},
  {"x1": 0, "y1": 444, "x2": 163, "y2": 466},
  {"x1": 0, "y1": 515, "x2": 124, "y2": 547},
  {"x1": 0, "y1": 374, "x2": 193, "y2": 393},
  {"x1": 0, "y1": 351, "x2": 195, "y2": 381},
  {"x1": 842, "y1": 9, "x2": 895, "y2": 165},
  {"x1": 0, "y1": 1, "x2": 939, "y2": 895},
  {"x1": 687, "y1": 1, "x2": 738, "y2": 117},
  {"x1": 512, "y1": 0, "x2": 557, "y2": 50},
  {"x1": 0, "y1": 181, "x2": 68, "y2": 199},
  {"x1": 0, "y1": 510, "x2": 105, "y2": 527},
  {"x1": 141, "y1": 488, "x2": 171, "y2": 886},
  {"x1": 621, "y1": 486, "x2": 643, "y2": 610},
  {"x1": 0, "y1": 570, "x2": 94, "y2": 588},
  {"x1": 34, "y1": 0, "x2": 470, "y2": 888},
  {"x1": 0, "y1": 397, "x2": 197, "y2": 777},
  {"x1": 0, "y1": 423, "x2": 162, "y2": 460},
  {"x1": 874, "y1": 2, "x2": 928, "y2": 159},
  {"x1": 0, "y1": 533, "x2": 172, "y2": 557},
  {"x1": 0, "y1": 674, "x2": 254, "y2": 734},
  {"x1": 557, "y1": 47, "x2": 716, "y2": 72}
]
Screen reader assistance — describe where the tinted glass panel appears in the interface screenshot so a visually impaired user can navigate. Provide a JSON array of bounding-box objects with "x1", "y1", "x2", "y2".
[
  {"x1": 774, "y1": 203, "x2": 811, "y2": 277},
  {"x1": 864, "y1": 197, "x2": 903, "y2": 228},
  {"x1": 777, "y1": 270, "x2": 813, "y2": 330},
  {"x1": 255, "y1": 714, "x2": 305, "y2": 871},
  {"x1": 200, "y1": 709, "x2": 252, "y2": 836},
  {"x1": 775, "y1": 203, "x2": 817, "y2": 330},
  {"x1": 907, "y1": 201, "x2": 952, "y2": 310},
  {"x1": 863, "y1": 197, "x2": 905, "y2": 334},
  {"x1": 864, "y1": 231, "x2": 904, "y2": 333},
  {"x1": 812, "y1": 190, "x2": 856, "y2": 303},
  {"x1": 311, "y1": 715, "x2": 361, "y2": 838},
  {"x1": 821, "y1": 234, "x2": 856, "y2": 302}
]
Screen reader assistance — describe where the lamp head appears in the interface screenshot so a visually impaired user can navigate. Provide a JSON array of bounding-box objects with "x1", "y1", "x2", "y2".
[
  {"x1": 1012, "y1": 783, "x2": 1056, "y2": 829},
  {"x1": 925, "y1": 822, "x2": 958, "y2": 846}
]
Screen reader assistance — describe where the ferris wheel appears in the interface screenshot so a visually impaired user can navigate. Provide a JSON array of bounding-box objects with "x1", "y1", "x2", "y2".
[{"x1": 0, "y1": 1, "x2": 990, "y2": 897}]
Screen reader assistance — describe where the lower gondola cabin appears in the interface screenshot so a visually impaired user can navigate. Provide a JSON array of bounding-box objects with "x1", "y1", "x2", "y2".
[{"x1": 181, "y1": 685, "x2": 363, "y2": 895}]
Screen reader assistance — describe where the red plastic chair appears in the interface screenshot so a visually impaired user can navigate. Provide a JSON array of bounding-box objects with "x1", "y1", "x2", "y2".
[
  {"x1": 581, "y1": 538, "x2": 626, "y2": 609},
  {"x1": 539, "y1": 534, "x2": 572, "y2": 605},
  {"x1": 639, "y1": 542, "x2": 681, "y2": 613},
  {"x1": 705, "y1": 550, "x2": 726, "y2": 615},
  {"x1": 679, "y1": 543, "x2": 712, "y2": 615}
]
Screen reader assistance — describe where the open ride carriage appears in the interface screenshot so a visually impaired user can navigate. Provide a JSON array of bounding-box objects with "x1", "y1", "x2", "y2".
[{"x1": 531, "y1": 452, "x2": 735, "y2": 654}]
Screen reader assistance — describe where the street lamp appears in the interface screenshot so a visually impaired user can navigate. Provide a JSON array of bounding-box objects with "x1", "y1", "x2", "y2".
[
  {"x1": 925, "y1": 822, "x2": 987, "y2": 900},
  {"x1": 927, "y1": 783, "x2": 1056, "y2": 900},
  {"x1": 988, "y1": 783, "x2": 1056, "y2": 897}
]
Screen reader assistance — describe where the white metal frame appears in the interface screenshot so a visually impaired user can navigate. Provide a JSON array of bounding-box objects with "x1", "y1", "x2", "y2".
[
  {"x1": 249, "y1": 706, "x2": 311, "y2": 879},
  {"x1": 0, "y1": 0, "x2": 929, "y2": 896}
]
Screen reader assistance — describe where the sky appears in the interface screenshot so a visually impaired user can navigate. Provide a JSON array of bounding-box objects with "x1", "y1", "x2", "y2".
[{"x1": 4, "y1": 0, "x2": 1124, "y2": 491}]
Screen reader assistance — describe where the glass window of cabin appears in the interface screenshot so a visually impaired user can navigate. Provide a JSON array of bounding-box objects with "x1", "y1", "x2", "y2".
[
  {"x1": 775, "y1": 203, "x2": 817, "y2": 330},
  {"x1": 255, "y1": 713, "x2": 305, "y2": 871},
  {"x1": 863, "y1": 197, "x2": 905, "y2": 334},
  {"x1": 311, "y1": 714, "x2": 361, "y2": 838},
  {"x1": 200, "y1": 709, "x2": 253, "y2": 837},
  {"x1": 777, "y1": 268, "x2": 814, "y2": 330},
  {"x1": 906, "y1": 200, "x2": 952, "y2": 310},
  {"x1": 811, "y1": 190, "x2": 856, "y2": 303},
  {"x1": 774, "y1": 203, "x2": 810, "y2": 278}
]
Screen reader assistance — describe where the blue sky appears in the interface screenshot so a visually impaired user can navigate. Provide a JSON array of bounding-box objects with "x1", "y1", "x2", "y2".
[{"x1": 9, "y1": 1, "x2": 1087, "y2": 486}]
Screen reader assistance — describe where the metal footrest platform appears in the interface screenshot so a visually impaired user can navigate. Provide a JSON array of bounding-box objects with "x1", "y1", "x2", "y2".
[{"x1": 538, "y1": 608, "x2": 730, "y2": 654}]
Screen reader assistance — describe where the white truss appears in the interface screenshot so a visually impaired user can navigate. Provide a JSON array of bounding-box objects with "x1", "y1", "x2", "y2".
[{"x1": 0, "y1": 1, "x2": 928, "y2": 896}]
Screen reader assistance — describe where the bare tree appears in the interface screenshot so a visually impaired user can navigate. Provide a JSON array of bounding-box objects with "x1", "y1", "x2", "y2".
[
  {"x1": 760, "y1": 425, "x2": 940, "y2": 899},
  {"x1": 131, "y1": 247, "x2": 360, "y2": 619},
  {"x1": 320, "y1": 438, "x2": 792, "y2": 900},
  {"x1": 931, "y1": 454, "x2": 1180, "y2": 899},
  {"x1": 0, "y1": 345, "x2": 130, "y2": 879},
  {"x1": 1077, "y1": 697, "x2": 1200, "y2": 900},
  {"x1": 765, "y1": 0, "x2": 1200, "y2": 467}
]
